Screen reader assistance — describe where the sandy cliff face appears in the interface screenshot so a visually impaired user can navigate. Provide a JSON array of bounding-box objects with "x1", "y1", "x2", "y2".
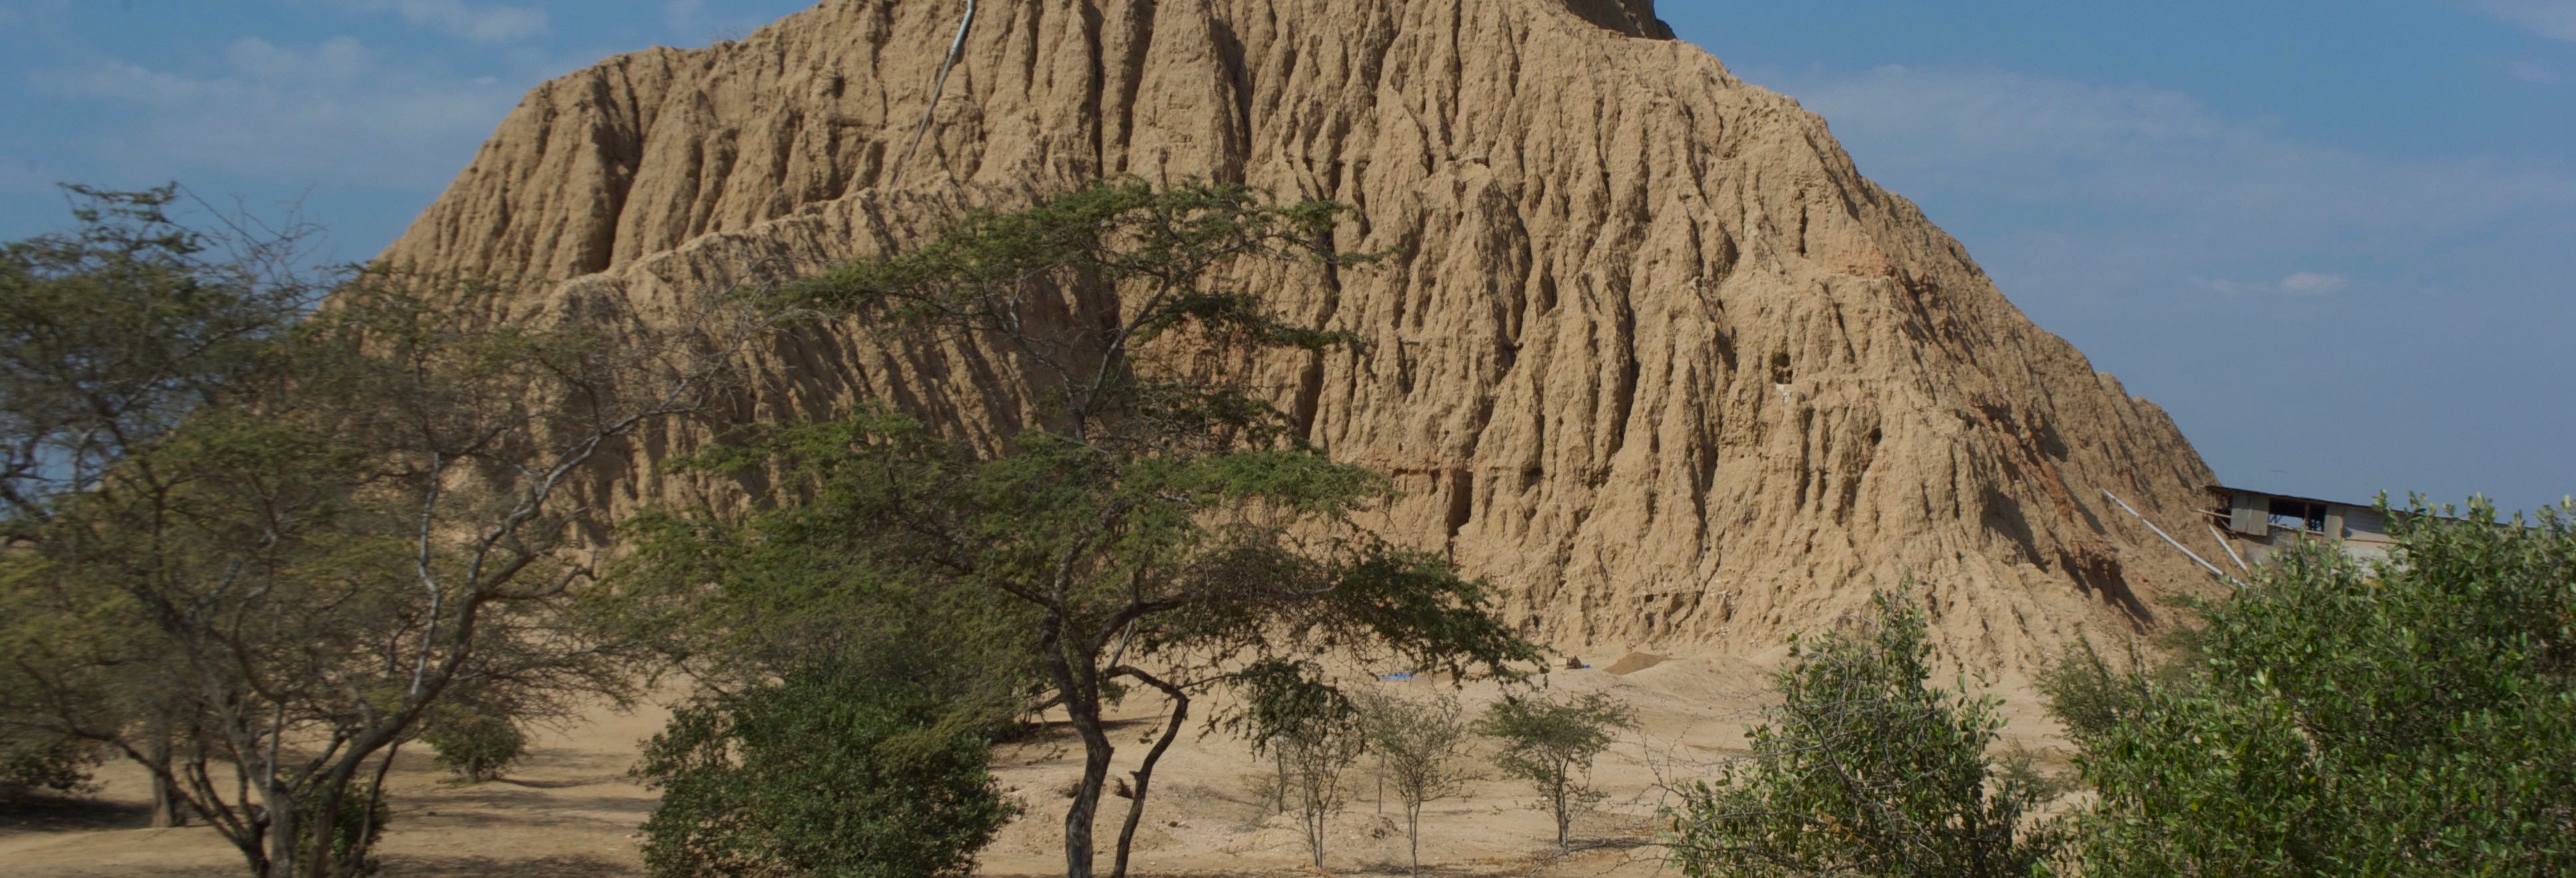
[{"x1": 384, "y1": 0, "x2": 2223, "y2": 667}]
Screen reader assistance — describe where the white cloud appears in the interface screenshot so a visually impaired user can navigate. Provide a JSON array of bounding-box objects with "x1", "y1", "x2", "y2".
[
  {"x1": 347, "y1": 0, "x2": 548, "y2": 43},
  {"x1": 2480, "y1": 1, "x2": 2576, "y2": 41},
  {"x1": 2279, "y1": 272, "x2": 2350, "y2": 295},
  {"x1": 29, "y1": 37, "x2": 522, "y2": 190}
]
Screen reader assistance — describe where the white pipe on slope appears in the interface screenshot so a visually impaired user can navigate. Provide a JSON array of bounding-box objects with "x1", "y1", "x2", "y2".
[
  {"x1": 2104, "y1": 490, "x2": 2241, "y2": 588},
  {"x1": 2208, "y1": 523, "x2": 2251, "y2": 572},
  {"x1": 892, "y1": 0, "x2": 979, "y2": 188}
]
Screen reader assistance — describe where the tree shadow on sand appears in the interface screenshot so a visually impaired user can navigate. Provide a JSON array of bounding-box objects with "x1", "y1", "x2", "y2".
[
  {"x1": 385, "y1": 853, "x2": 630, "y2": 877},
  {"x1": 0, "y1": 786, "x2": 154, "y2": 834}
]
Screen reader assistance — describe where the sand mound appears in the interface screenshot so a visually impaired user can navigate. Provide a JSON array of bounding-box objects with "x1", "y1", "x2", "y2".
[{"x1": 1603, "y1": 652, "x2": 1667, "y2": 676}]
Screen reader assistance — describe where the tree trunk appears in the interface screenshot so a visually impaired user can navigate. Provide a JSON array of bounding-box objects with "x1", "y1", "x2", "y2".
[
  {"x1": 351, "y1": 744, "x2": 401, "y2": 871},
  {"x1": 1307, "y1": 797, "x2": 1328, "y2": 868},
  {"x1": 1551, "y1": 771, "x2": 1570, "y2": 847},
  {"x1": 262, "y1": 784, "x2": 297, "y2": 878},
  {"x1": 1055, "y1": 667, "x2": 1113, "y2": 878},
  {"x1": 297, "y1": 782, "x2": 341, "y2": 878},
  {"x1": 1110, "y1": 674, "x2": 1188, "y2": 878},
  {"x1": 1407, "y1": 801, "x2": 1423, "y2": 875},
  {"x1": 147, "y1": 738, "x2": 182, "y2": 828}
]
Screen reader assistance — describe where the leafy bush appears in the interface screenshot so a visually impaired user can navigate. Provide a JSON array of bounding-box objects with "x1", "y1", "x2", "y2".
[
  {"x1": 1475, "y1": 689, "x2": 1635, "y2": 847},
  {"x1": 2064, "y1": 500, "x2": 2576, "y2": 876},
  {"x1": 1668, "y1": 591, "x2": 2062, "y2": 877},
  {"x1": 635, "y1": 658, "x2": 1017, "y2": 878},
  {"x1": 420, "y1": 703, "x2": 527, "y2": 784},
  {"x1": 0, "y1": 736, "x2": 102, "y2": 795}
]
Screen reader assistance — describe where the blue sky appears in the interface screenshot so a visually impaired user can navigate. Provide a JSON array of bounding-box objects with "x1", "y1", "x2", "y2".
[{"x1": 3, "y1": 1, "x2": 2569, "y2": 513}]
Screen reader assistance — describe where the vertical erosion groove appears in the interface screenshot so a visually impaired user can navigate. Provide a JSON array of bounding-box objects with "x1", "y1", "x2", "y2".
[{"x1": 1446, "y1": 469, "x2": 1476, "y2": 543}]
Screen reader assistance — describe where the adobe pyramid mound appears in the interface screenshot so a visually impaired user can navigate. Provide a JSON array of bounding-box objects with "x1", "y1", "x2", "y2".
[{"x1": 384, "y1": 0, "x2": 2223, "y2": 668}]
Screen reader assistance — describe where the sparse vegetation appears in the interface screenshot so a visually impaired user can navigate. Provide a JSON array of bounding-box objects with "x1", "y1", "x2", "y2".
[
  {"x1": 1476, "y1": 690, "x2": 1635, "y2": 848},
  {"x1": 1667, "y1": 589, "x2": 2063, "y2": 877},
  {"x1": 1356, "y1": 688, "x2": 1480, "y2": 874},
  {"x1": 1228, "y1": 660, "x2": 1369, "y2": 869}
]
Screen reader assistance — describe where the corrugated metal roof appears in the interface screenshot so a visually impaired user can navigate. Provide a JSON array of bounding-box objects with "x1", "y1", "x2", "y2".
[{"x1": 2205, "y1": 484, "x2": 2382, "y2": 511}]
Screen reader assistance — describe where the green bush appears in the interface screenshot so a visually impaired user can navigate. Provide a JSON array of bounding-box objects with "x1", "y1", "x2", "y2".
[
  {"x1": 420, "y1": 704, "x2": 528, "y2": 784},
  {"x1": 0, "y1": 736, "x2": 102, "y2": 795},
  {"x1": 1668, "y1": 590, "x2": 2062, "y2": 877},
  {"x1": 2066, "y1": 500, "x2": 2576, "y2": 876},
  {"x1": 635, "y1": 658, "x2": 1017, "y2": 878}
]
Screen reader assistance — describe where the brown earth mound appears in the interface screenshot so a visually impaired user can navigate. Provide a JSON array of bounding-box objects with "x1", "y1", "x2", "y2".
[{"x1": 381, "y1": 0, "x2": 2223, "y2": 669}]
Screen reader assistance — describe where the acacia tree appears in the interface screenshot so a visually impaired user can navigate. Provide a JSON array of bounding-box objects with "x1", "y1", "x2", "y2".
[
  {"x1": 0, "y1": 186, "x2": 323, "y2": 821},
  {"x1": 1357, "y1": 689, "x2": 1480, "y2": 875},
  {"x1": 1226, "y1": 660, "x2": 1370, "y2": 869},
  {"x1": 1476, "y1": 690, "x2": 1635, "y2": 847},
  {"x1": 3, "y1": 237, "x2": 750, "y2": 877},
  {"x1": 616, "y1": 180, "x2": 1538, "y2": 878},
  {"x1": 0, "y1": 185, "x2": 318, "y2": 522}
]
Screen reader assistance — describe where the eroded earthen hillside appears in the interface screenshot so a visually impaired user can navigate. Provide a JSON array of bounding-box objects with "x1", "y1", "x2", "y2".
[{"x1": 383, "y1": 0, "x2": 2223, "y2": 668}]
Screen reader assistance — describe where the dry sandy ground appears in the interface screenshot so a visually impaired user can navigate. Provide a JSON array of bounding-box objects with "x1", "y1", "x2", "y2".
[{"x1": 1, "y1": 655, "x2": 2071, "y2": 877}]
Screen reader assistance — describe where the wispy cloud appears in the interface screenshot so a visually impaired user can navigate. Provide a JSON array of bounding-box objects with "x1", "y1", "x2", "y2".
[
  {"x1": 29, "y1": 36, "x2": 521, "y2": 188},
  {"x1": 2279, "y1": 272, "x2": 2350, "y2": 295},
  {"x1": 663, "y1": 0, "x2": 704, "y2": 35},
  {"x1": 2479, "y1": 1, "x2": 2576, "y2": 41},
  {"x1": 1793, "y1": 67, "x2": 2575, "y2": 222},
  {"x1": 347, "y1": 0, "x2": 548, "y2": 43},
  {"x1": 1761, "y1": 63, "x2": 2576, "y2": 510},
  {"x1": 2204, "y1": 272, "x2": 2351, "y2": 297},
  {"x1": 1776, "y1": 66, "x2": 2576, "y2": 296},
  {"x1": 2509, "y1": 59, "x2": 2563, "y2": 82}
]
